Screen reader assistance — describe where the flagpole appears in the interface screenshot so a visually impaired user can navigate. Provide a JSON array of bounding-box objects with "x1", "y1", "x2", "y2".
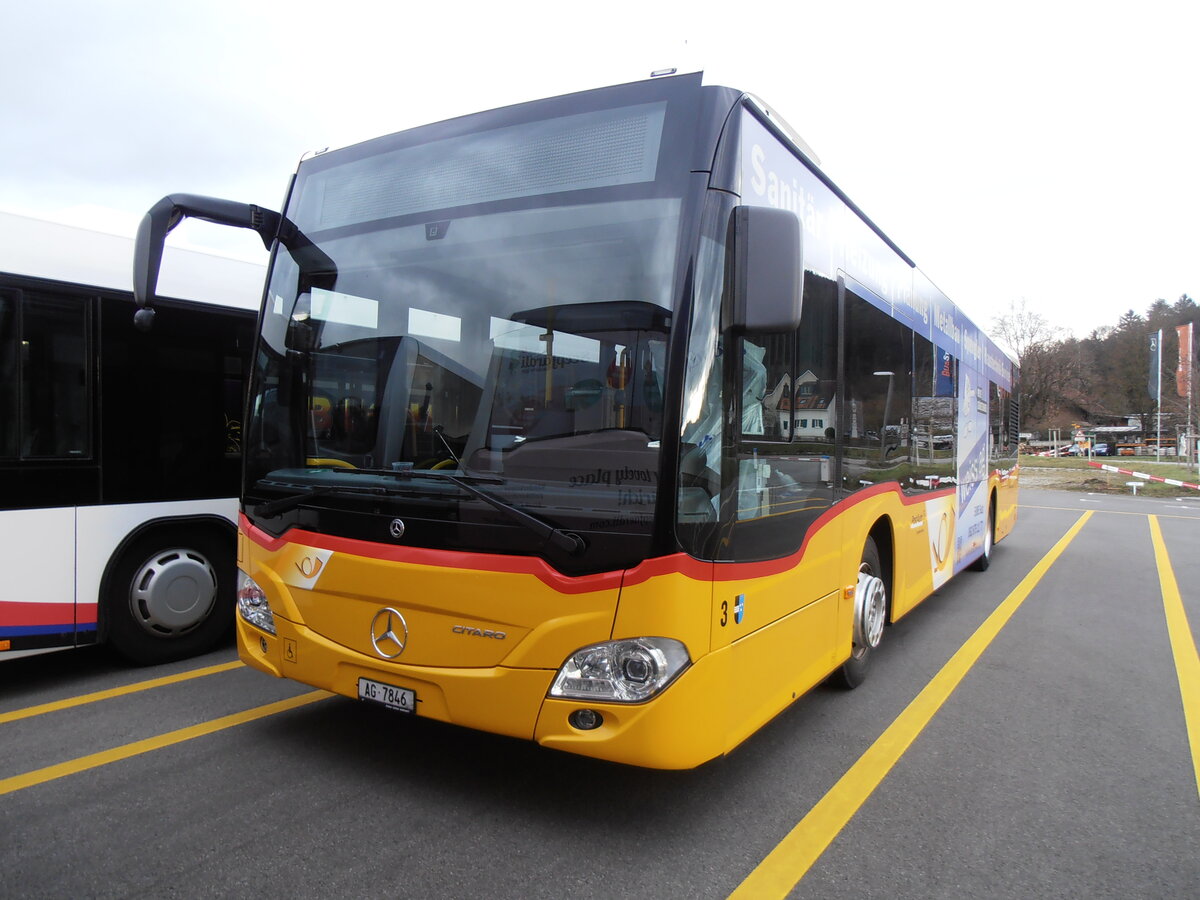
[
  {"x1": 1189, "y1": 326, "x2": 1194, "y2": 468},
  {"x1": 1190, "y1": 324, "x2": 1197, "y2": 475},
  {"x1": 1156, "y1": 328, "x2": 1163, "y2": 462}
]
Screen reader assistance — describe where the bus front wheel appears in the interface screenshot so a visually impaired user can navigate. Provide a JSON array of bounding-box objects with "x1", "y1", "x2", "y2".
[
  {"x1": 105, "y1": 526, "x2": 234, "y2": 665},
  {"x1": 834, "y1": 537, "x2": 887, "y2": 689}
]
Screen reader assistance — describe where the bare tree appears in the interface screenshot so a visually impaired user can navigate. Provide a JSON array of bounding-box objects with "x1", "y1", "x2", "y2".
[{"x1": 990, "y1": 298, "x2": 1073, "y2": 425}]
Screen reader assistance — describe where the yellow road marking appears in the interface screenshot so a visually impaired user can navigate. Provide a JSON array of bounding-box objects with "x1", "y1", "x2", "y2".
[
  {"x1": 0, "y1": 661, "x2": 244, "y2": 725},
  {"x1": 728, "y1": 511, "x2": 1093, "y2": 899},
  {"x1": 0, "y1": 690, "x2": 331, "y2": 796},
  {"x1": 1149, "y1": 516, "x2": 1200, "y2": 797}
]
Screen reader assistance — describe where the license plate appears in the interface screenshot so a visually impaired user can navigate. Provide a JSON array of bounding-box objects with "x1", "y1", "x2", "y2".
[{"x1": 357, "y1": 677, "x2": 416, "y2": 713}]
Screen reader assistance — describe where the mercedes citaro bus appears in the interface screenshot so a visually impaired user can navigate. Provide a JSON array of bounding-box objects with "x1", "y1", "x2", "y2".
[{"x1": 133, "y1": 72, "x2": 1018, "y2": 768}]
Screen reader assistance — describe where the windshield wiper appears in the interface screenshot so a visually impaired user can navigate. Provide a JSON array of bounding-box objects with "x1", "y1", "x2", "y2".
[
  {"x1": 253, "y1": 468, "x2": 585, "y2": 556},
  {"x1": 342, "y1": 467, "x2": 586, "y2": 557},
  {"x1": 253, "y1": 482, "x2": 405, "y2": 518}
]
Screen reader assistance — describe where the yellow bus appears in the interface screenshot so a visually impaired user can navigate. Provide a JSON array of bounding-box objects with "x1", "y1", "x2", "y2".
[{"x1": 133, "y1": 73, "x2": 1019, "y2": 768}]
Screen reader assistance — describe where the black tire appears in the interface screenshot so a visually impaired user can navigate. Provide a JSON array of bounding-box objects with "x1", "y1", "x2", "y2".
[
  {"x1": 104, "y1": 525, "x2": 235, "y2": 665},
  {"x1": 970, "y1": 499, "x2": 995, "y2": 572},
  {"x1": 833, "y1": 536, "x2": 887, "y2": 689}
]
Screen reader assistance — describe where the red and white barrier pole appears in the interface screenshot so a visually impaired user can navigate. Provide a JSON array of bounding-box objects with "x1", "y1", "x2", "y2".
[{"x1": 1088, "y1": 461, "x2": 1200, "y2": 491}]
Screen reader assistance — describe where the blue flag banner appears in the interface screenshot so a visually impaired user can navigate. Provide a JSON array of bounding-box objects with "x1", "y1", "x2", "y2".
[
  {"x1": 1148, "y1": 331, "x2": 1161, "y2": 399},
  {"x1": 935, "y1": 345, "x2": 955, "y2": 397}
]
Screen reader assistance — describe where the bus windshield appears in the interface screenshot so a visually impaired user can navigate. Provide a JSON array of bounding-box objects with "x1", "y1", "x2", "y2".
[{"x1": 245, "y1": 103, "x2": 683, "y2": 570}]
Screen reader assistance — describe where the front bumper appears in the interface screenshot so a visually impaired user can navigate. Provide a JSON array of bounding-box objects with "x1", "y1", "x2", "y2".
[{"x1": 237, "y1": 613, "x2": 730, "y2": 769}]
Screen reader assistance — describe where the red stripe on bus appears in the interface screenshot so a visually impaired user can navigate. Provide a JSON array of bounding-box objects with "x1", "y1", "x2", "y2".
[
  {"x1": 0, "y1": 602, "x2": 97, "y2": 627},
  {"x1": 709, "y1": 482, "x2": 954, "y2": 582},
  {"x1": 241, "y1": 514, "x2": 625, "y2": 594},
  {"x1": 240, "y1": 482, "x2": 958, "y2": 591}
]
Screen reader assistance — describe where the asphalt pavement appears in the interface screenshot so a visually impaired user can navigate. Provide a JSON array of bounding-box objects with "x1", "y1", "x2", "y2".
[{"x1": 2, "y1": 486, "x2": 1197, "y2": 899}]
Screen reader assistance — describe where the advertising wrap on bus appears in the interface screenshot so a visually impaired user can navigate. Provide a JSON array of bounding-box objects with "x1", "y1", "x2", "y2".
[
  {"x1": 738, "y1": 109, "x2": 1001, "y2": 581},
  {"x1": 741, "y1": 111, "x2": 912, "y2": 306}
]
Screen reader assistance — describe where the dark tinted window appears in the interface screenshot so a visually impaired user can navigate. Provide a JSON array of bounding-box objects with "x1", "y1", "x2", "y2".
[
  {"x1": 0, "y1": 289, "x2": 91, "y2": 460},
  {"x1": 725, "y1": 273, "x2": 838, "y2": 561},
  {"x1": 841, "y1": 282, "x2": 912, "y2": 494},
  {"x1": 0, "y1": 291, "x2": 17, "y2": 459},
  {"x1": 990, "y1": 381, "x2": 1018, "y2": 465},
  {"x1": 100, "y1": 296, "x2": 253, "y2": 503},
  {"x1": 911, "y1": 335, "x2": 957, "y2": 489}
]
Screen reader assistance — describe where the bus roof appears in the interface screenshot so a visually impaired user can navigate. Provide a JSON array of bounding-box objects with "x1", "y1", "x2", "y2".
[{"x1": 0, "y1": 209, "x2": 265, "y2": 311}]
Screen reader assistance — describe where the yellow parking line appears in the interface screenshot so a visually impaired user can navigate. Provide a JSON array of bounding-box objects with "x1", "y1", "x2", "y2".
[
  {"x1": 1148, "y1": 516, "x2": 1200, "y2": 797},
  {"x1": 0, "y1": 690, "x2": 331, "y2": 796},
  {"x1": 728, "y1": 511, "x2": 1093, "y2": 899},
  {"x1": 0, "y1": 660, "x2": 244, "y2": 725}
]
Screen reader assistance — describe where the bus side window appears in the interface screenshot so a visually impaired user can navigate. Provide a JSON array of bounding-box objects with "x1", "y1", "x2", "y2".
[
  {"x1": 723, "y1": 273, "x2": 839, "y2": 563},
  {"x1": 910, "y1": 336, "x2": 957, "y2": 490},
  {"x1": 990, "y1": 381, "x2": 1016, "y2": 464},
  {"x1": 19, "y1": 293, "x2": 91, "y2": 459},
  {"x1": 840, "y1": 286, "x2": 912, "y2": 492},
  {"x1": 792, "y1": 273, "x2": 837, "y2": 454},
  {"x1": 735, "y1": 333, "x2": 788, "y2": 528},
  {"x1": 739, "y1": 334, "x2": 792, "y2": 440},
  {"x1": 0, "y1": 290, "x2": 17, "y2": 458}
]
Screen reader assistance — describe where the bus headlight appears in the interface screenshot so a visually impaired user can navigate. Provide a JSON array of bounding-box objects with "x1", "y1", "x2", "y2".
[
  {"x1": 236, "y1": 570, "x2": 276, "y2": 635},
  {"x1": 549, "y1": 638, "x2": 690, "y2": 703}
]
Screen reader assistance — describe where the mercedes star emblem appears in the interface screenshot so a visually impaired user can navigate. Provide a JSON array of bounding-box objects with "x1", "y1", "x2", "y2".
[
  {"x1": 369, "y1": 607, "x2": 409, "y2": 659},
  {"x1": 389, "y1": 518, "x2": 406, "y2": 539}
]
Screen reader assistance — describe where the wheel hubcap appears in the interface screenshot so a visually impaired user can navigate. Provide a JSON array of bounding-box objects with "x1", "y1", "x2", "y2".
[
  {"x1": 129, "y1": 549, "x2": 217, "y2": 636},
  {"x1": 854, "y1": 565, "x2": 886, "y2": 652}
]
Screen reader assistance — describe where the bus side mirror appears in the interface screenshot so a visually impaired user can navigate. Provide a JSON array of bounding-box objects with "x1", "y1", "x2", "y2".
[
  {"x1": 729, "y1": 205, "x2": 803, "y2": 332},
  {"x1": 132, "y1": 194, "x2": 283, "y2": 331}
]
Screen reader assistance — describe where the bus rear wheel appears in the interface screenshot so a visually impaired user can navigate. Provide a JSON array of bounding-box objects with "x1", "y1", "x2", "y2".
[
  {"x1": 834, "y1": 537, "x2": 887, "y2": 689},
  {"x1": 105, "y1": 526, "x2": 234, "y2": 665},
  {"x1": 970, "y1": 499, "x2": 995, "y2": 571}
]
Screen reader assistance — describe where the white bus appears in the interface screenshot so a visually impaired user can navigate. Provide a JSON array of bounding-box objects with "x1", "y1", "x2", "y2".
[{"x1": 0, "y1": 211, "x2": 263, "y2": 663}]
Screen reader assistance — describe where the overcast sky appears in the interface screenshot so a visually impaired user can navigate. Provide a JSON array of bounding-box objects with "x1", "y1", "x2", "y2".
[{"x1": 2, "y1": 0, "x2": 1196, "y2": 338}]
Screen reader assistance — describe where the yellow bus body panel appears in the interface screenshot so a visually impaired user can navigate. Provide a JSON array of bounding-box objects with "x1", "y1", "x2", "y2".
[
  {"x1": 995, "y1": 466, "x2": 1020, "y2": 542},
  {"x1": 236, "y1": 472, "x2": 1018, "y2": 769},
  {"x1": 240, "y1": 524, "x2": 620, "y2": 670},
  {"x1": 237, "y1": 611, "x2": 556, "y2": 740}
]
